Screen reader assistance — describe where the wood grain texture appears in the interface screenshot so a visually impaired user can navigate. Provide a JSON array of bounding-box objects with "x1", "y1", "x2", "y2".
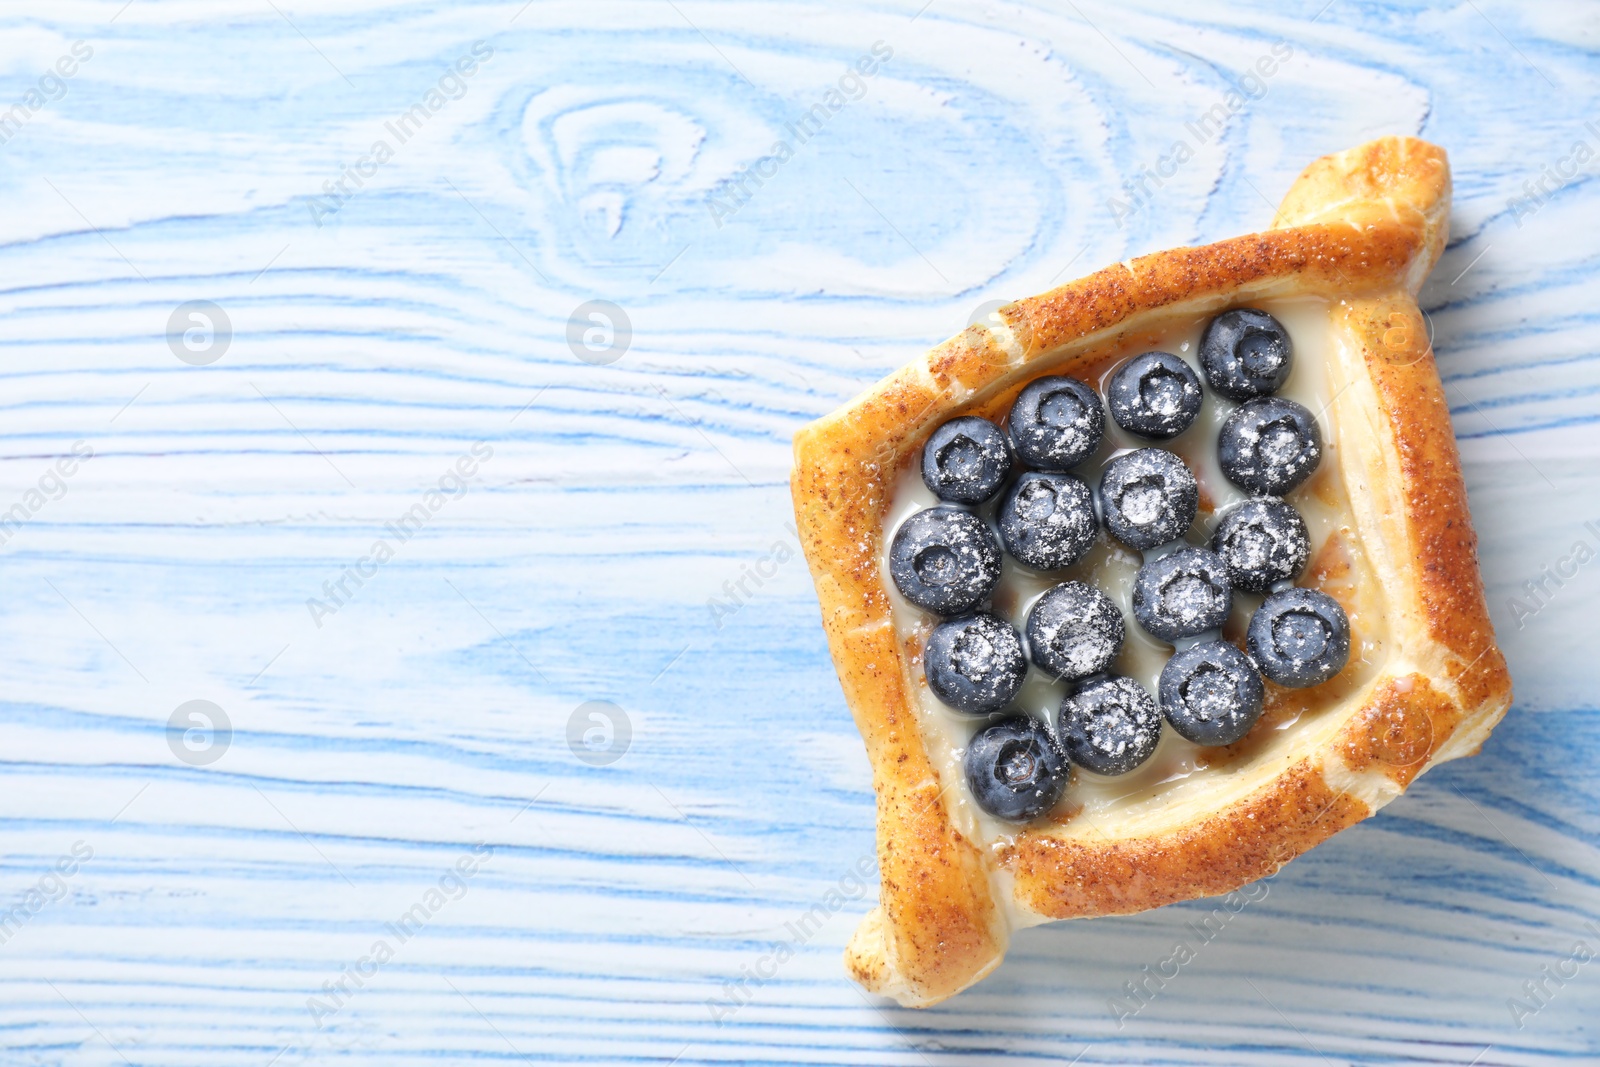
[{"x1": 0, "y1": 1, "x2": 1594, "y2": 1064}]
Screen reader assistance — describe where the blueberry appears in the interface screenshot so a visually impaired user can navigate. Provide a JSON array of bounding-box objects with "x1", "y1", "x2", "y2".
[
  {"x1": 1099, "y1": 448, "x2": 1199, "y2": 550},
  {"x1": 1158, "y1": 640, "x2": 1264, "y2": 746},
  {"x1": 1107, "y1": 351, "x2": 1203, "y2": 440},
  {"x1": 998, "y1": 472, "x2": 1098, "y2": 572},
  {"x1": 1200, "y1": 308, "x2": 1293, "y2": 400},
  {"x1": 924, "y1": 613, "x2": 1028, "y2": 714},
  {"x1": 921, "y1": 416, "x2": 1011, "y2": 505},
  {"x1": 1057, "y1": 674, "x2": 1162, "y2": 776},
  {"x1": 1025, "y1": 581, "x2": 1124, "y2": 682},
  {"x1": 1212, "y1": 498, "x2": 1311, "y2": 593},
  {"x1": 1007, "y1": 376, "x2": 1105, "y2": 471},
  {"x1": 963, "y1": 715, "x2": 1070, "y2": 823},
  {"x1": 1218, "y1": 396, "x2": 1323, "y2": 497},
  {"x1": 888, "y1": 507, "x2": 1002, "y2": 616},
  {"x1": 1132, "y1": 547, "x2": 1233, "y2": 641},
  {"x1": 1247, "y1": 587, "x2": 1350, "y2": 688}
]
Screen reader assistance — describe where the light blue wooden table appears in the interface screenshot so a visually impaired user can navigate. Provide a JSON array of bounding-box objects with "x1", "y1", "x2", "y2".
[{"x1": 0, "y1": 1, "x2": 1595, "y2": 1063}]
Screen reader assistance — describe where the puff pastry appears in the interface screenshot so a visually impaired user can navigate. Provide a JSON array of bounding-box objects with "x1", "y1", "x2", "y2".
[{"x1": 790, "y1": 137, "x2": 1512, "y2": 1006}]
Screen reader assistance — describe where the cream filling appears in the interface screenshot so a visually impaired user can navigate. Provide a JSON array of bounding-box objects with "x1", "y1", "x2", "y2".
[{"x1": 882, "y1": 297, "x2": 1389, "y2": 916}]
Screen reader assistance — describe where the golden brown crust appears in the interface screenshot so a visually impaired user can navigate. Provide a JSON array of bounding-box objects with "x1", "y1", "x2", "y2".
[
  {"x1": 1006, "y1": 222, "x2": 1426, "y2": 359},
  {"x1": 1336, "y1": 296, "x2": 1512, "y2": 713},
  {"x1": 1000, "y1": 761, "x2": 1370, "y2": 918},
  {"x1": 1338, "y1": 674, "x2": 1463, "y2": 789},
  {"x1": 1273, "y1": 134, "x2": 1451, "y2": 284},
  {"x1": 791, "y1": 137, "x2": 1512, "y2": 1006}
]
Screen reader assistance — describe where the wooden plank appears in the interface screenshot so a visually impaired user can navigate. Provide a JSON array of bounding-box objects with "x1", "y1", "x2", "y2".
[{"x1": 0, "y1": 1, "x2": 1594, "y2": 1063}]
